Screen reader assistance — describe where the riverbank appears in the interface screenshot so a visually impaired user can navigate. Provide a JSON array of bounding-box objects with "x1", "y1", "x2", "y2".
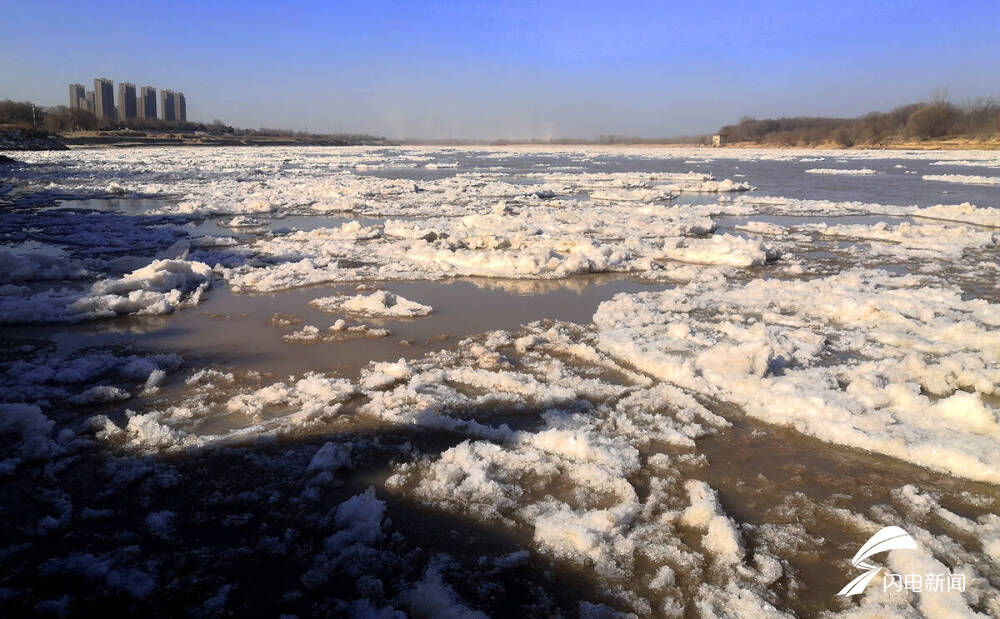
[
  {"x1": 717, "y1": 137, "x2": 1000, "y2": 150},
  {"x1": 5, "y1": 129, "x2": 1000, "y2": 152},
  {"x1": 58, "y1": 130, "x2": 395, "y2": 148},
  {"x1": 0, "y1": 128, "x2": 395, "y2": 151},
  {"x1": 0, "y1": 129, "x2": 68, "y2": 151}
]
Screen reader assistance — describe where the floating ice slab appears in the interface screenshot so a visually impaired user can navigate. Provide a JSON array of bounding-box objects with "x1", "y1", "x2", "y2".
[
  {"x1": 923, "y1": 174, "x2": 1000, "y2": 185},
  {"x1": 310, "y1": 290, "x2": 433, "y2": 317},
  {"x1": 594, "y1": 269, "x2": 1000, "y2": 482},
  {"x1": 0, "y1": 259, "x2": 213, "y2": 324},
  {"x1": 805, "y1": 168, "x2": 879, "y2": 175}
]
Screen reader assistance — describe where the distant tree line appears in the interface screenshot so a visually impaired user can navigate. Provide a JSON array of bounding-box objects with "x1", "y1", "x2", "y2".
[
  {"x1": 240, "y1": 127, "x2": 392, "y2": 144},
  {"x1": 1, "y1": 99, "x2": 237, "y2": 134},
  {"x1": 0, "y1": 100, "x2": 42, "y2": 126},
  {"x1": 402, "y1": 135, "x2": 714, "y2": 146},
  {"x1": 718, "y1": 98, "x2": 1000, "y2": 146},
  {"x1": 595, "y1": 134, "x2": 712, "y2": 145},
  {"x1": 1, "y1": 99, "x2": 393, "y2": 144}
]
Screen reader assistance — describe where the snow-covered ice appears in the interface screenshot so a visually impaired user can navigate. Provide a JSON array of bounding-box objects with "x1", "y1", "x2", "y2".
[
  {"x1": 593, "y1": 269, "x2": 1000, "y2": 483},
  {"x1": 923, "y1": 173, "x2": 1000, "y2": 186},
  {"x1": 310, "y1": 290, "x2": 433, "y2": 318},
  {"x1": 0, "y1": 258, "x2": 213, "y2": 324},
  {"x1": 805, "y1": 168, "x2": 880, "y2": 175}
]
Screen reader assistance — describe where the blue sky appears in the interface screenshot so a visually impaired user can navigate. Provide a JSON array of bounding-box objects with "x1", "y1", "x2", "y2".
[{"x1": 2, "y1": 0, "x2": 998, "y2": 138}]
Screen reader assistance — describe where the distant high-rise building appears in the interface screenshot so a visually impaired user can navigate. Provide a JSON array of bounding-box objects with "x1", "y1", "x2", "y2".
[
  {"x1": 160, "y1": 89, "x2": 176, "y2": 121},
  {"x1": 68, "y1": 83, "x2": 86, "y2": 110},
  {"x1": 139, "y1": 86, "x2": 157, "y2": 120},
  {"x1": 118, "y1": 82, "x2": 137, "y2": 121},
  {"x1": 173, "y1": 92, "x2": 187, "y2": 122},
  {"x1": 93, "y1": 78, "x2": 115, "y2": 123},
  {"x1": 70, "y1": 79, "x2": 190, "y2": 123}
]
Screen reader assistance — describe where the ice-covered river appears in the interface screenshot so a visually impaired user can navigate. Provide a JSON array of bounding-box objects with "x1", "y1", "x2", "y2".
[{"x1": 1, "y1": 145, "x2": 998, "y2": 617}]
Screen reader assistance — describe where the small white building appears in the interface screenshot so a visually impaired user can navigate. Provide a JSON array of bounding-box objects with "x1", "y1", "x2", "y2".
[{"x1": 712, "y1": 134, "x2": 723, "y2": 147}]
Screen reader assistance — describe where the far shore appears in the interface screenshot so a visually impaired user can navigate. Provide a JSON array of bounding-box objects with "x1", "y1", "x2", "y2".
[
  {"x1": 57, "y1": 130, "x2": 393, "y2": 148},
  {"x1": 3, "y1": 128, "x2": 1000, "y2": 152},
  {"x1": 712, "y1": 138, "x2": 1000, "y2": 151},
  {"x1": 60, "y1": 139, "x2": 1000, "y2": 151}
]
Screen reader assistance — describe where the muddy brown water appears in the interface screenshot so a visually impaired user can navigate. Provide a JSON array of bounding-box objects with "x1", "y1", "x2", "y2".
[
  {"x1": 36, "y1": 274, "x2": 664, "y2": 380},
  {"x1": 694, "y1": 411, "x2": 1000, "y2": 616}
]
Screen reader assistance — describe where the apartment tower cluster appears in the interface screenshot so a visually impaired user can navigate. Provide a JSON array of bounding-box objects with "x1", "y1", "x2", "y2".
[{"x1": 69, "y1": 78, "x2": 187, "y2": 123}]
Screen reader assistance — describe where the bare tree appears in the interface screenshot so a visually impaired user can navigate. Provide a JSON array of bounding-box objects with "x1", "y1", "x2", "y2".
[{"x1": 907, "y1": 103, "x2": 957, "y2": 139}]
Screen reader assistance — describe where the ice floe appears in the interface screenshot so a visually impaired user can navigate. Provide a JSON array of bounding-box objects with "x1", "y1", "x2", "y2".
[
  {"x1": 923, "y1": 174, "x2": 1000, "y2": 186},
  {"x1": 593, "y1": 269, "x2": 1000, "y2": 483},
  {"x1": 659, "y1": 234, "x2": 775, "y2": 267},
  {"x1": 805, "y1": 168, "x2": 880, "y2": 175},
  {"x1": 0, "y1": 259, "x2": 213, "y2": 324},
  {"x1": 310, "y1": 290, "x2": 433, "y2": 317}
]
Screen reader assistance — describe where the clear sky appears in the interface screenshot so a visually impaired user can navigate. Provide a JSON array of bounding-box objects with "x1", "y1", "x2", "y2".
[{"x1": 3, "y1": 0, "x2": 998, "y2": 139}]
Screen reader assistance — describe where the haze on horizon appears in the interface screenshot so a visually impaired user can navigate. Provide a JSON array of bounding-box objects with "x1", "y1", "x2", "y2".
[{"x1": 2, "y1": 0, "x2": 998, "y2": 140}]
